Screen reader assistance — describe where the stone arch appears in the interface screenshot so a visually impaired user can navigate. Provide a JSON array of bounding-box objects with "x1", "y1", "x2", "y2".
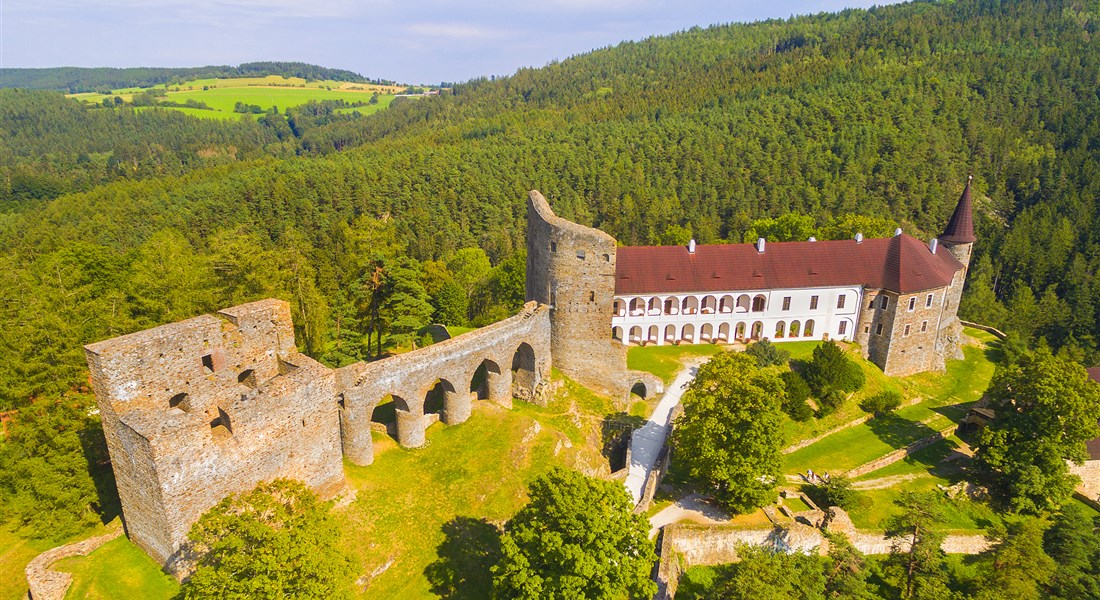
[
  {"x1": 717, "y1": 322, "x2": 730, "y2": 342},
  {"x1": 736, "y1": 294, "x2": 751, "y2": 312},
  {"x1": 751, "y1": 321, "x2": 763, "y2": 340},
  {"x1": 630, "y1": 381, "x2": 648, "y2": 399},
  {"x1": 613, "y1": 299, "x2": 625, "y2": 317},
  {"x1": 789, "y1": 320, "x2": 801, "y2": 337},
  {"x1": 511, "y1": 342, "x2": 538, "y2": 402},
  {"x1": 647, "y1": 325, "x2": 659, "y2": 344},
  {"x1": 664, "y1": 297, "x2": 679, "y2": 315},
  {"x1": 719, "y1": 295, "x2": 735, "y2": 313},
  {"x1": 735, "y1": 322, "x2": 746, "y2": 341},
  {"x1": 700, "y1": 323, "x2": 714, "y2": 342},
  {"x1": 629, "y1": 325, "x2": 643, "y2": 345},
  {"x1": 682, "y1": 323, "x2": 695, "y2": 342},
  {"x1": 752, "y1": 295, "x2": 767, "y2": 312},
  {"x1": 775, "y1": 321, "x2": 786, "y2": 338},
  {"x1": 664, "y1": 324, "x2": 677, "y2": 343},
  {"x1": 682, "y1": 296, "x2": 699, "y2": 315},
  {"x1": 469, "y1": 358, "x2": 503, "y2": 401},
  {"x1": 701, "y1": 295, "x2": 717, "y2": 314},
  {"x1": 805, "y1": 319, "x2": 815, "y2": 338},
  {"x1": 425, "y1": 378, "x2": 469, "y2": 426}
]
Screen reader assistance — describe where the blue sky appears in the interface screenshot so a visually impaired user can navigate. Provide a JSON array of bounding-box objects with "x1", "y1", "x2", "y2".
[{"x1": 2, "y1": 0, "x2": 897, "y2": 85}]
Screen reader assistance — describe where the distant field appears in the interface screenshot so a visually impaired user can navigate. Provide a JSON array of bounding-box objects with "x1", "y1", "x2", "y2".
[
  {"x1": 133, "y1": 106, "x2": 252, "y2": 121},
  {"x1": 68, "y1": 75, "x2": 404, "y2": 121}
]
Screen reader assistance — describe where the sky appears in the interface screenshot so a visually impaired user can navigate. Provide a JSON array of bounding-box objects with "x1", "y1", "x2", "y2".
[{"x1": 2, "y1": 0, "x2": 896, "y2": 85}]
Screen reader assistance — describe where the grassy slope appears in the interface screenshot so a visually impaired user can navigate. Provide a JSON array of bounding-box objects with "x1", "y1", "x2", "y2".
[
  {"x1": 0, "y1": 526, "x2": 53, "y2": 600},
  {"x1": 55, "y1": 536, "x2": 179, "y2": 600},
  {"x1": 626, "y1": 344, "x2": 724, "y2": 383}
]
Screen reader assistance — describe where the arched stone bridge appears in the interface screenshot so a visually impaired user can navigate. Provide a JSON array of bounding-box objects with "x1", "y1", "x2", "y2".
[{"x1": 335, "y1": 301, "x2": 552, "y2": 464}]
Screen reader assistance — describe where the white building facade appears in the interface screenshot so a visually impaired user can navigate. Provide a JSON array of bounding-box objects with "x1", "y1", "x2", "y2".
[{"x1": 611, "y1": 285, "x2": 863, "y2": 346}]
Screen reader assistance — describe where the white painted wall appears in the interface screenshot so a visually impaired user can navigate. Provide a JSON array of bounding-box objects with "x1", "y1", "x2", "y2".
[{"x1": 611, "y1": 285, "x2": 863, "y2": 346}]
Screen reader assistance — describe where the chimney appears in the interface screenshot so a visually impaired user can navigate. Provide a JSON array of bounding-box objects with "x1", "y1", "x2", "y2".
[
  {"x1": 929, "y1": 238, "x2": 939, "y2": 254},
  {"x1": 688, "y1": 239, "x2": 696, "y2": 253},
  {"x1": 808, "y1": 236, "x2": 817, "y2": 242},
  {"x1": 894, "y1": 227, "x2": 902, "y2": 237},
  {"x1": 756, "y1": 237, "x2": 766, "y2": 253},
  {"x1": 855, "y1": 232, "x2": 864, "y2": 244}
]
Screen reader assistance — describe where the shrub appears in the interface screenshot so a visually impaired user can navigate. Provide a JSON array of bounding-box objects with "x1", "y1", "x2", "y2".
[
  {"x1": 780, "y1": 371, "x2": 813, "y2": 421},
  {"x1": 816, "y1": 389, "x2": 845, "y2": 417},
  {"x1": 744, "y1": 339, "x2": 790, "y2": 367},
  {"x1": 859, "y1": 390, "x2": 903, "y2": 415},
  {"x1": 804, "y1": 475, "x2": 857, "y2": 509},
  {"x1": 804, "y1": 340, "x2": 865, "y2": 395}
]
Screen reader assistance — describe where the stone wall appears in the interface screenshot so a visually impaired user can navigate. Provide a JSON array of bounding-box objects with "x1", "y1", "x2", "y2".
[
  {"x1": 1069, "y1": 460, "x2": 1100, "y2": 509},
  {"x1": 335, "y1": 302, "x2": 551, "y2": 460},
  {"x1": 85, "y1": 299, "x2": 345, "y2": 573},
  {"x1": 525, "y1": 189, "x2": 662, "y2": 402},
  {"x1": 26, "y1": 526, "x2": 124, "y2": 600}
]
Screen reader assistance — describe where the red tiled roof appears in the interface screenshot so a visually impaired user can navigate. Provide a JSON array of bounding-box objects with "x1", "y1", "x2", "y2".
[
  {"x1": 1088, "y1": 369, "x2": 1100, "y2": 460},
  {"x1": 1087, "y1": 366, "x2": 1100, "y2": 383},
  {"x1": 615, "y1": 234, "x2": 964, "y2": 295},
  {"x1": 941, "y1": 176, "x2": 976, "y2": 244}
]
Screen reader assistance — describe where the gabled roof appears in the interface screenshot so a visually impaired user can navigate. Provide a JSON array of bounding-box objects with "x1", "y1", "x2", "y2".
[
  {"x1": 614, "y1": 234, "x2": 964, "y2": 296},
  {"x1": 940, "y1": 176, "x2": 976, "y2": 244}
]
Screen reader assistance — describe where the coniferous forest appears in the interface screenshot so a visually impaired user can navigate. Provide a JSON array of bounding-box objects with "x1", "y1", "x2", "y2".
[{"x1": 2, "y1": 0, "x2": 1100, "y2": 540}]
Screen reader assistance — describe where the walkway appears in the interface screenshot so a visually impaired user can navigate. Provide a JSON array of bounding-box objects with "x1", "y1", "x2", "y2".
[{"x1": 625, "y1": 363, "x2": 699, "y2": 505}]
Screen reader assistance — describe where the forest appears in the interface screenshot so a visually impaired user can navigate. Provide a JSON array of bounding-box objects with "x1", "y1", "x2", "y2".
[
  {"x1": 2, "y1": 0, "x2": 1100, "y2": 540},
  {"x1": 0, "y1": 62, "x2": 372, "y2": 93}
]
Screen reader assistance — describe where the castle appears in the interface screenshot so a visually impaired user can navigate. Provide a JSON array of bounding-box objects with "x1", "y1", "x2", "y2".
[{"x1": 85, "y1": 186, "x2": 972, "y2": 573}]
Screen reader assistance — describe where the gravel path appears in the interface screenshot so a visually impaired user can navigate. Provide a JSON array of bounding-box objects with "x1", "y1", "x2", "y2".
[{"x1": 624, "y1": 363, "x2": 699, "y2": 505}]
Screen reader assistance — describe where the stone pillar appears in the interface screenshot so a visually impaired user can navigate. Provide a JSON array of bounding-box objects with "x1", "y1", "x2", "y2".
[
  {"x1": 489, "y1": 369, "x2": 513, "y2": 409},
  {"x1": 396, "y1": 409, "x2": 426, "y2": 448},
  {"x1": 339, "y1": 399, "x2": 374, "y2": 466},
  {"x1": 442, "y1": 388, "x2": 471, "y2": 425}
]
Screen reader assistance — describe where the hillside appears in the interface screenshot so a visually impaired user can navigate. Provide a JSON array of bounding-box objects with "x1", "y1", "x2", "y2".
[{"x1": 0, "y1": 62, "x2": 376, "y2": 93}]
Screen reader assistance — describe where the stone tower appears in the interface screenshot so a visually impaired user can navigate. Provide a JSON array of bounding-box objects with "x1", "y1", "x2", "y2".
[
  {"x1": 933, "y1": 175, "x2": 977, "y2": 363},
  {"x1": 525, "y1": 190, "x2": 660, "y2": 400}
]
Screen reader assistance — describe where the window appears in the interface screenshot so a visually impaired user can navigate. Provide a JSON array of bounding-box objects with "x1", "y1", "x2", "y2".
[
  {"x1": 201, "y1": 354, "x2": 215, "y2": 374},
  {"x1": 588, "y1": 291, "x2": 595, "y2": 302},
  {"x1": 879, "y1": 296, "x2": 889, "y2": 310},
  {"x1": 864, "y1": 325, "x2": 870, "y2": 334},
  {"x1": 908, "y1": 297, "x2": 916, "y2": 311},
  {"x1": 782, "y1": 296, "x2": 791, "y2": 311},
  {"x1": 805, "y1": 320, "x2": 815, "y2": 337},
  {"x1": 837, "y1": 295, "x2": 846, "y2": 309},
  {"x1": 875, "y1": 323, "x2": 883, "y2": 335},
  {"x1": 810, "y1": 295, "x2": 819, "y2": 310},
  {"x1": 926, "y1": 293, "x2": 934, "y2": 307},
  {"x1": 576, "y1": 250, "x2": 586, "y2": 260},
  {"x1": 868, "y1": 299, "x2": 876, "y2": 310},
  {"x1": 838, "y1": 321, "x2": 847, "y2": 335},
  {"x1": 921, "y1": 320, "x2": 928, "y2": 332},
  {"x1": 550, "y1": 242, "x2": 557, "y2": 252},
  {"x1": 603, "y1": 254, "x2": 610, "y2": 262},
  {"x1": 904, "y1": 324, "x2": 911, "y2": 336}
]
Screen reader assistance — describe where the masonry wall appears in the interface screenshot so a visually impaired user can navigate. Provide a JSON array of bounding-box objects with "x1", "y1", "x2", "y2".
[
  {"x1": 526, "y1": 190, "x2": 652, "y2": 399},
  {"x1": 855, "y1": 289, "x2": 897, "y2": 370},
  {"x1": 882, "y1": 288, "x2": 951, "y2": 376},
  {"x1": 85, "y1": 299, "x2": 345, "y2": 573}
]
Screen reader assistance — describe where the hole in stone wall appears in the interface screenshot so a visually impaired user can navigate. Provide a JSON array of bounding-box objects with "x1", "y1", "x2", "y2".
[
  {"x1": 169, "y1": 392, "x2": 190, "y2": 412},
  {"x1": 550, "y1": 242, "x2": 557, "y2": 252},
  {"x1": 238, "y1": 368, "x2": 257, "y2": 388},
  {"x1": 337, "y1": 393, "x2": 345, "y2": 409},
  {"x1": 201, "y1": 354, "x2": 215, "y2": 374},
  {"x1": 210, "y1": 407, "x2": 232, "y2": 440},
  {"x1": 576, "y1": 250, "x2": 586, "y2": 260},
  {"x1": 603, "y1": 254, "x2": 610, "y2": 262}
]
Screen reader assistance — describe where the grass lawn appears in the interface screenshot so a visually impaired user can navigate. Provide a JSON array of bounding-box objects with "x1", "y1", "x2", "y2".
[
  {"x1": 0, "y1": 525, "x2": 54, "y2": 600},
  {"x1": 627, "y1": 343, "x2": 725, "y2": 383},
  {"x1": 783, "y1": 332, "x2": 997, "y2": 476},
  {"x1": 846, "y1": 473, "x2": 1004, "y2": 533},
  {"x1": 783, "y1": 495, "x2": 813, "y2": 512},
  {"x1": 55, "y1": 536, "x2": 178, "y2": 600},
  {"x1": 338, "y1": 372, "x2": 616, "y2": 599},
  {"x1": 134, "y1": 105, "x2": 250, "y2": 121}
]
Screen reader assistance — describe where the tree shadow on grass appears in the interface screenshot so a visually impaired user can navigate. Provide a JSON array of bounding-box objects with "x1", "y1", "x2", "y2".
[
  {"x1": 424, "y1": 516, "x2": 502, "y2": 600},
  {"x1": 865, "y1": 413, "x2": 939, "y2": 452}
]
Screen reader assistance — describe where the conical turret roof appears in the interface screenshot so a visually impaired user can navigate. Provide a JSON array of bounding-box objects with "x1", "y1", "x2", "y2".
[{"x1": 940, "y1": 176, "x2": 976, "y2": 244}]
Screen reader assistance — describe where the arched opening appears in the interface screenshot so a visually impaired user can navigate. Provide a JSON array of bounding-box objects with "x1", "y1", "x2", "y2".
[
  {"x1": 736, "y1": 295, "x2": 751, "y2": 313},
  {"x1": 700, "y1": 323, "x2": 714, "y2": 342},
  {"x1": 629, "y1": 325, "x2": 643, "y2": 345},
  {"x1": 735, "y1": 322, "x2": 746, "y2": 341},
  {"x1": 647, "y1": 325, "x2": 659, "y2": 344},
  {"x1": 168, "y1": 392, "x2": 191, "y2": 412},
  {"x1": 630, "y1": 381, "x2": 648, "y2": 400},
  {"x1": 789, "y1": 320, "x2": 801, "y2": 338},
  {"x1": 424, "y1": 379, "x2": 456, "y2": 419},
  {"x1": 613, "y1": 299, "x2": 625, "y2": 317},
  {"x1": 664, "y1": 297, "x2": 679, "y2": 315},
  {"x1": 682, "y1": 323, "x2": 695, "y2": 343},
  {"x1": 682, "y1": 296, "x2": 699, "y2": 315},
  {"x1": 664, "y1": 324, "x2": 677, "y2": 343},
  {"x1": 511, "y1": 342, "x2": 537, "y2": 402},
  {"x1": 751, "y1": 321, "x2": 764, "y2": 340},
  {"x1": 717, "y1": 323, "x2": 730, "y2": 342},
  {"x1": 805, "y1": 319, "x2": 815, "y2": 338},
  {"x1": 648, "y1": 297, "x2": 662, "y2": 315},
  {"x1": 470, "y1": 359, "x2": 502, "y2": 401},
  {"x1": 752, "y1": 295, "x2": 767, "y2": 312},
  {"x1": 371, "y1": 394, "x2": 409, "y2": 430},
  {"x1": 701, "y1": 295, "x2": 717, "y2": 314},
  {"x1": 719, "y1": 295, "x2": 735, "y2": 313},
  {"x1": 612, "y1": 326, "x2": 624, "y2": 342},
  {"x1": 775, "y1": 321, "x2": 786, "y2": 339},
  {"x1": 629, "y1": 297, "x2": 645, "y2": 316}
]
